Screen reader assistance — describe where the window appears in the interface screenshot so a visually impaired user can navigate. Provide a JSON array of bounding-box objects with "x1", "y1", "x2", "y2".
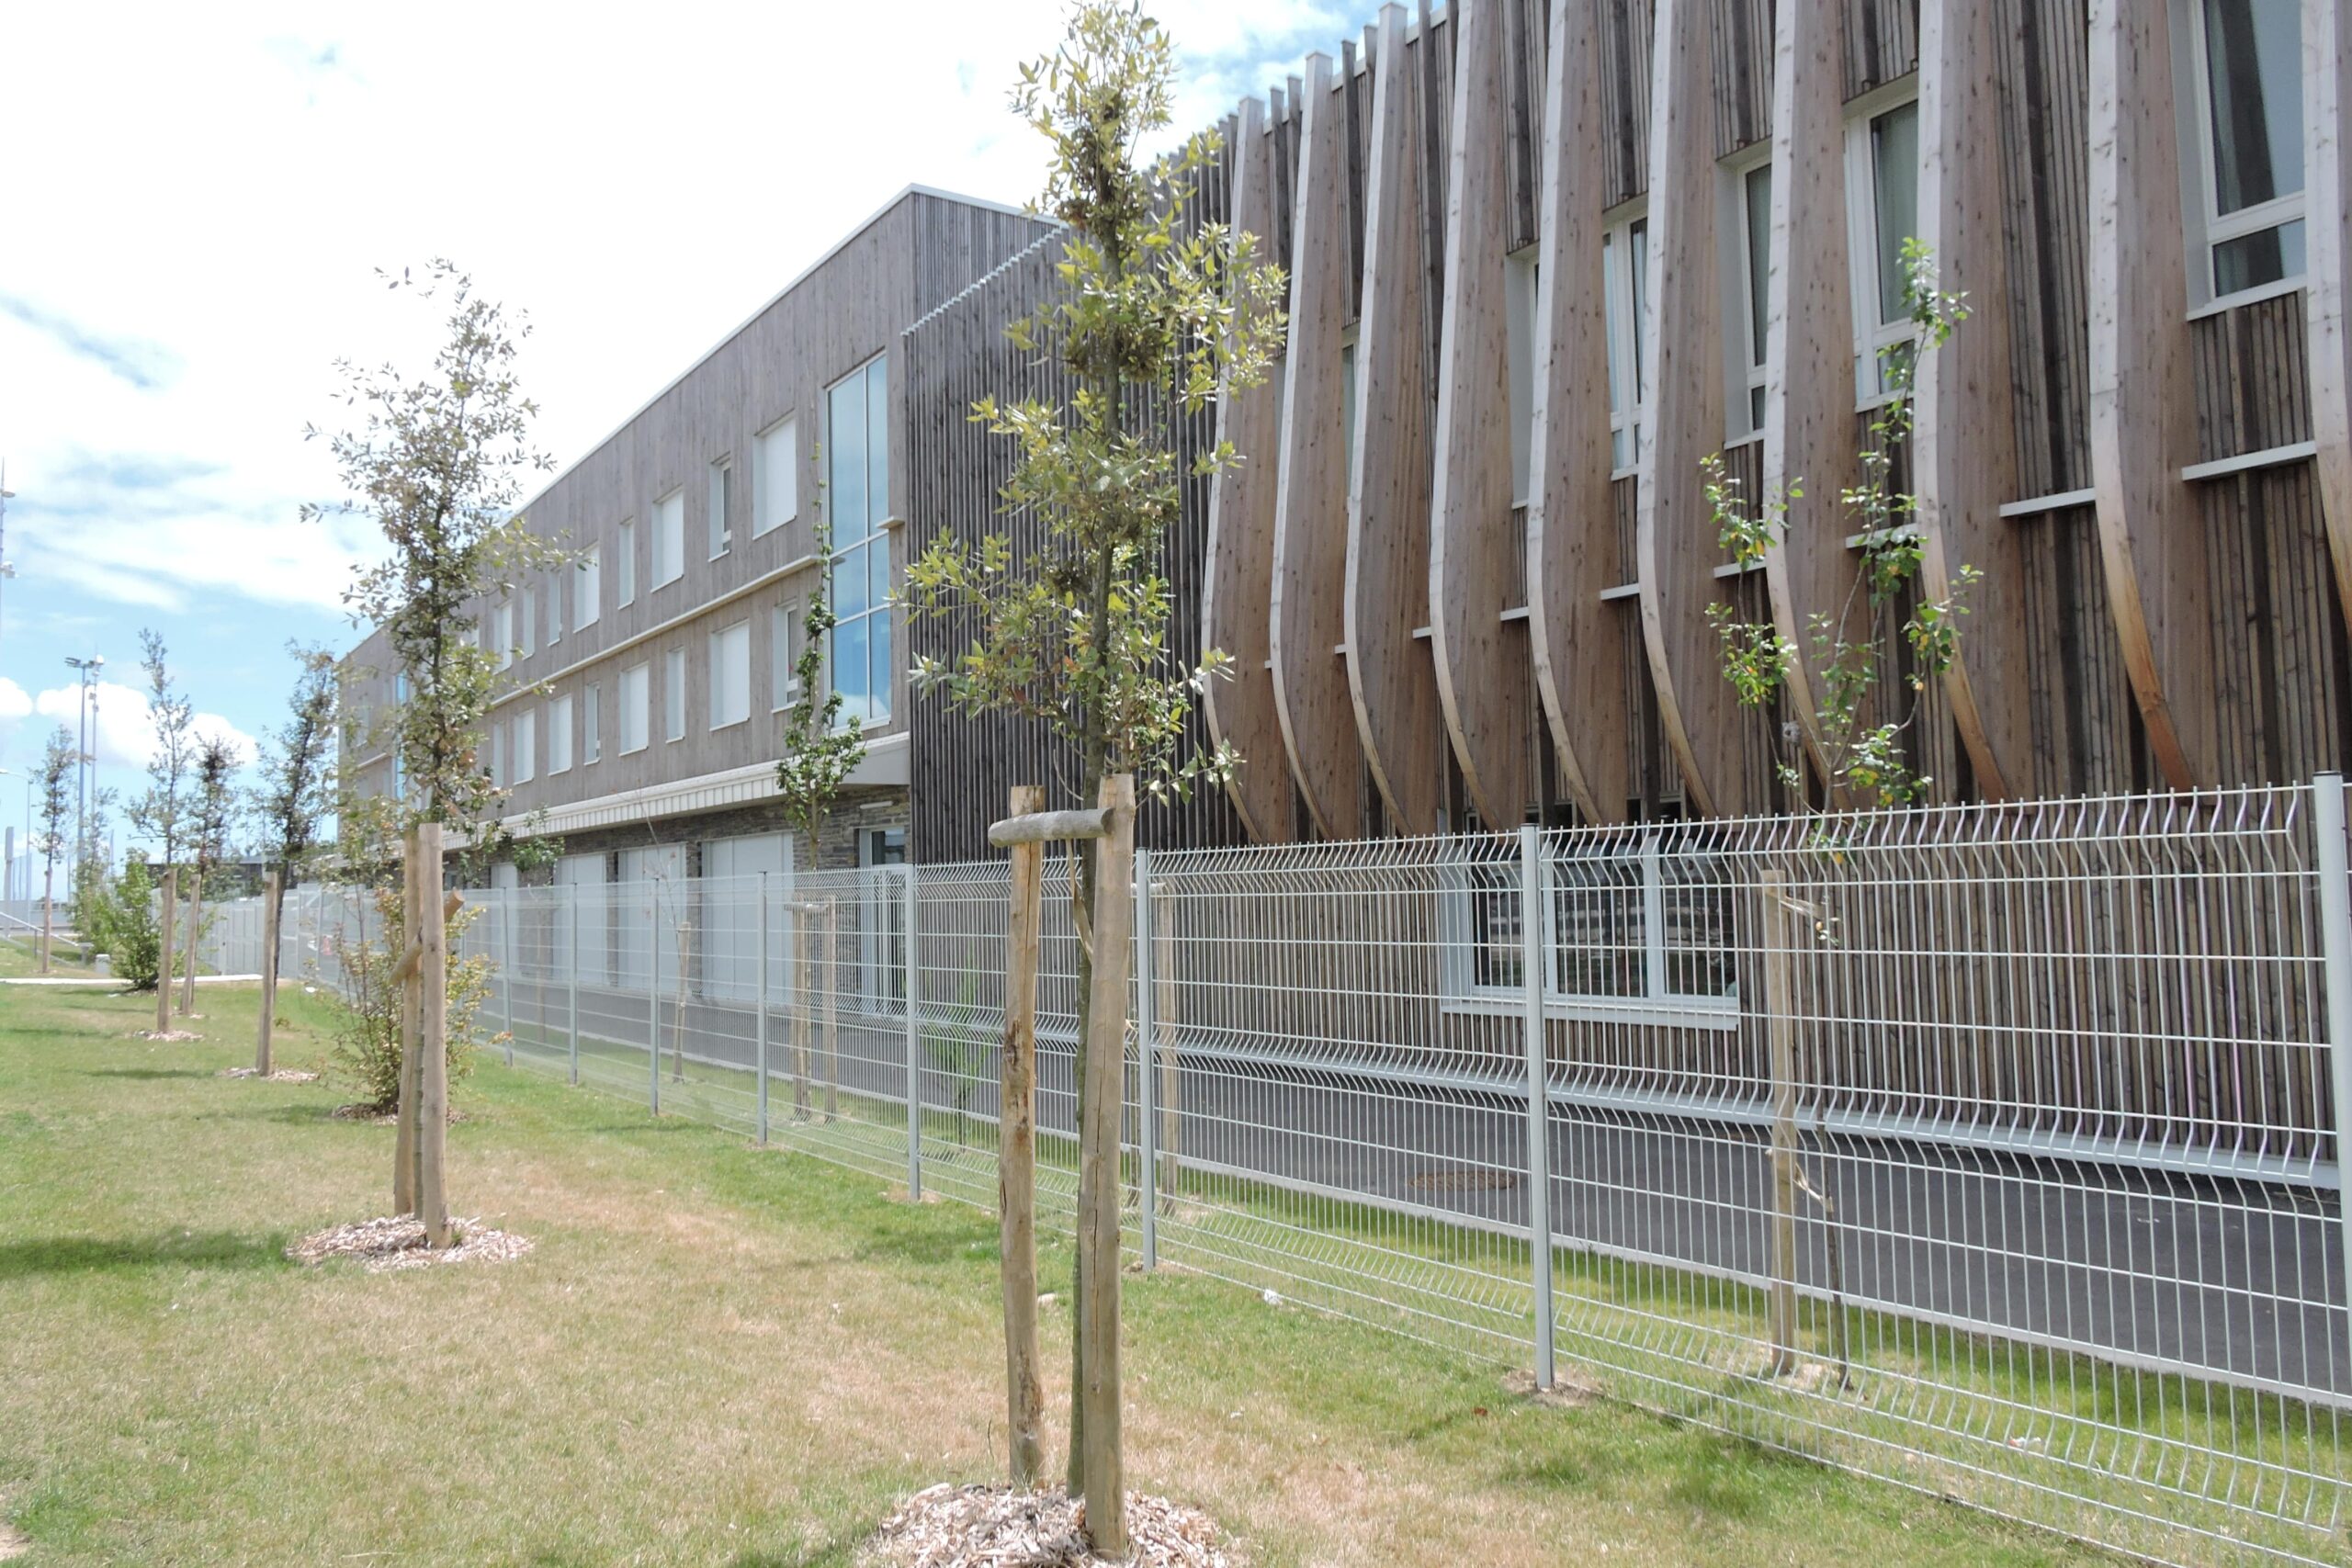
[
  {"x1": 491, "y1": 717, "x2": 507, "y2": 787},
  {"x1": 1602, "y1": 210, "x2": 1651, "y2": 472},
  {"x1": 652, "y1": 491, "x2": 685, "y2": 589},
  {"x1": 708, "y1": 457, "x2": 734, "y2": 559},
  {"x1": 1340, "y1": 336, "x2": 1359, "y2": 477},
  {"x1": 2187, "y1": 0, "x2": 2305, "y2": 300},
  {"x1": 663, "y1": 648, "x2": 686, "y2": 742},
  {"x1": 577, "y1": 545, "x2": 601, "y2": 630},
  {"x1": 1506, "y1": 248, "x2": 1538, "y2": 506},
  {"x1": 583, "y1": 682, "x2": 603, "y2": 763},
  {"x1": 518, "y1": 586, "x2": 536, "y2": 659},
  {"x1": 858, "y1": 828, "x2": 909, "y2": 1005},
  {"x1": 827, "y1": 355, "x2": 892, "y2": 725},
  {"x1": 545, "y1": 570, "x2": 562, "y2": 645},
  {"x1": 1441, "y1": 831, "x2": 1740, "y2": 1027},
  {"x1": 772, "y1": 601, "x2": 802, "y2": 708},
  {"x1": 709, "y1": 620, "x2": 751, "y2": 728},
  {"x1": 620, "y1": 663, "x2": 650, "y2": 753},
  {"x1": 1734, "y1": 160, "x2": 1773, "y2": 435},
  {"x1": 1846, "y1": 92, "x2": 1920, "y2": 401},
  {"x1": 513, "y1": 707, "x2": 536, "y2": 784},
  {"x1": 548, "y1": 694, "x2": 573, "y2": 774},
  {"x1": 756, "y1": 414, "x2": 798, "y2": 536},
  {"x1": 492, "y1": 601, "x2": 514, "y2": 671},
  {"x1": 617, "y1": 519, "x2": 638, "y2": 606}
]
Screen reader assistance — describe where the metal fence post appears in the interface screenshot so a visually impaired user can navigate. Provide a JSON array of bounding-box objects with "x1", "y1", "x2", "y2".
[
  {"x1": 503, "y1": 888, "x2": 517, "y2": 1067},
  {"x1": 903, "y1": 863, "x2": 922, "y2": 1199},
  {"x1": 2314, "y1": 773, "x2": 2352, "y2": 1352},
  {"x1": 1136, "y1": 846, "x2": 1158, "y2": 1270},
  {"x1": 566, "y1": 881, "x2": 581, "y2": 1086},
  {"x1": 648, "y1": 889, "x2": 662, "y2": 1117},
  {"x1": 1518, "y1": 824, "x2": 1555, "y2": 1391},
  {"x1": 757, "y1": 870, "x2": 772, "y2": 1145}
]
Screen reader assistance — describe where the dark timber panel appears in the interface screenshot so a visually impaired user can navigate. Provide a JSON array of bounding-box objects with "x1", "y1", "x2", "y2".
[
  {"x1": 2192, "y1": 294, "x2": 2317, "y2": 463},
  {"x1": 1842, "y1": 0, "x2": 1921, "y2": 99},
  {"x1": 2203, "y1": 462, "x2": 2349, "y2": 784},
  {"x1": 2018, "y1": 505, "x2": 2151, "y2": 795},
  {"x1": 1710, "y1": 0, "x2": 1775, "y2": 157},
  {"x1": 1992, "y1": 0, "x2": 2092, "y2": 501},
  {"x1": 1600, "y1": 0, "x2": 1657, "y2": 208}
]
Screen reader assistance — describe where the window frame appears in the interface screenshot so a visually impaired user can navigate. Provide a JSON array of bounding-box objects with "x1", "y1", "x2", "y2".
[
  {"x1": 708, "y1": 618, "x2": 752, "y2": 730},
  {"x1": 755, "y1": 413, "x2": 798, "y2": 537},
  {"x1": 492, "y1": 600, "x2": 514, "y2": 672},
  {"x1": 1722, "y1": 146, "x2": 1775, "y2": 441},
  {"x1": 652, "y1": 490, "x2": 685, "y2": 591},
  {"x1": 772, "y1": 600, "x2": 802, "y2": 710},
  {"x1": 663, "y1": 647, "x2": 686, "y2": 743},
  {"x1": 548, "y1": 693, "x2": 573, "y2": 775},
  {"x1": 1505, "y1": 244, "x2": 1539, "y2": 508},
  {"x1": 1602, "y1": 200, "x2": 1651, "y2": 477},
  {"x1": 707, "y1": 457, "x2": 734, "y2": 561},
  {"x1": 1841, "y1": 78, "x2": 1922, "y2": 410},
  {"x1": 577, "y1": 545, "x2": 602, "y2": 631},
  {"x1": 619, "y1": 662, "x2": 650, "y2": 755},
  {"x1": 617, "y1": 520, "x2": 638, "y2": 607},
  {"x1": 583, "y1": 682, "x2": 603, "y2": 764},
  {"x1": 825, "y1": 354, "x2": 893, "y2": 728},
  {"x1": 513, "y1": 706, "x2": 536, "y2": 785},
  {"x1": 2176, "y1": 0, "x2": 2309, "y2": 310}
]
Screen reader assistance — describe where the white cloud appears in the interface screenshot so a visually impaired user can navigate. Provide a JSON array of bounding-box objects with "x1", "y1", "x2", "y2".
[{"x1": 11, "y1": 679, "x2": 254, "y2": 776}]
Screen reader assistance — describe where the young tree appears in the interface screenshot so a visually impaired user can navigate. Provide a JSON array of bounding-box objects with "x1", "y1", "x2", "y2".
[
  {"x1": 903, "y1": 2, "x2": 1283, "y2": 1540},
  {"x1": 1706, "y1": 242, "x2": 1974, "y2": 809},
  {"x1": 176, "y1": 732, "x2": 241, "y2": 1013},
  {"x1": 128, "y1": 629, "x2": 196, "y2": 874},
  {"x1": 251, "y1": 643, "x2": 338, "y2": 1052},
  {"x1": 305, "y1": 258, "x2": 553, "y2": 1247},
  {"x1": 33, "y1": 727, "x2": 74, "y2": 975},
  {"x1": 773, "y1": 503, "x2": 866, "y2": 866}
]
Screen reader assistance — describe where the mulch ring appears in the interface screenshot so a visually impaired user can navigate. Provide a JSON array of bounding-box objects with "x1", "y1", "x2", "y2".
[
  {"x1": 128, "y1": 1030, "x2": 204, "y2": 1043},
  {"x1": 218, "y1": 1067, "x2": 321, "y2": 1083},
  {"x1": 864, "y1": 1483, "x2": 1237, "y2": 1568},
  {"x1": 286, "y1": 1215, "x2": 534, "y2": 1273}
]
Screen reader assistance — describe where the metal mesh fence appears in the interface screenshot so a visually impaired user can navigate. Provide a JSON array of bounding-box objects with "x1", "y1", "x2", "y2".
[{"x1": 231, "y1": 780, "x2": 2352, "y2": 1566}]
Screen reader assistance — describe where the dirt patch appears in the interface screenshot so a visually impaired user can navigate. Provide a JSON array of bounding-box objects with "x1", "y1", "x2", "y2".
[
  {"x1": 331, "y1": 1104, "x2": 467, "y2": 1125},
  {"x1": 287, "y1": 1215, "x2": 534, "y2": 1273},
  {"x1": 219, "y1": 1067, "x2": 321, "y2": 1083},
  {"x1": 129, "y1": 1029, "x2": 204, "y2": 1043},
  {"x1": 863, "y1": 1483, "x2": 1238, "y2": 1567},
  {"x1": 0, "y1": 1518, "x2": 26, "y2": 1561},
  {"x1": 1502, "y1": 1366, "x2": 1601, "y2": 1409}
]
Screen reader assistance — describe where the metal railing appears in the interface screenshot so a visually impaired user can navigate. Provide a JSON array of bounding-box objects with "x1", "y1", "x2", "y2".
[{"x1": 228, "y1": 778, "x2": 2352, "y2": 1566}]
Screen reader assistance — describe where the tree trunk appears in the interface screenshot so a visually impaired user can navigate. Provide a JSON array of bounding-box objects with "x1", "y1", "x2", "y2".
[
  {"x1": 178, "y1": 860, "x2": 206, "y2": 1014},
  {"x1": 38, "y1": 857, "x2": 54, "y2": 976},
  {"x1": 395, "y1": 838, "x2": 423, "y2": 1215},
  {"x1": 153, "y1": 868, "x2": 176, "y2": 1032},
  {"x1": 1001, "y1": 785, "x2": 1046, "y2": 1488},
  {"x1": 1075, "y1": 773, "x2": 1135, "y2": 1555},
  {"x1": 255, "y1": 869, "x2": 281, "y2": 1075},
  {"x1": 414, "y1": 822, "x2": 451, "y2": 1247}
]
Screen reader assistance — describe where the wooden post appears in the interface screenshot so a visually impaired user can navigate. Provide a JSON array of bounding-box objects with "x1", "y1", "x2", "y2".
[
  {"x1": 153, "y1": 867, "x2": 176, "y2": 1032},
  {"x1": 793, "y1": 906, "x2": 811, "y2": 1122},
  {"x1": 1000, "y1": 786, "x2": 1046, "y2": 1487},
  {"x1": 672, "y1": 915, "x2": 691, "y2": 1082},
  {"x1": 1077, "y1": 773, "x2": 1135, "y2": 1556},
  {"x1": 394, "y1": 832, "x2": 423, "y2": 1217},
  {"x1": 755, "y1": 871, "x2": 771, "y2": 1142},
  {"x1": 414, "y1": 823, "x2": 451, "y2": 1248},
  {"x1": 255, "y1": 869, "x2": 281, "y2": 1075},
  {"x1": 822, "y1": 901, "x2": 840, "y2": 1122},
  {"x1": 1760, "y1": 869, "x2": 1799, "y2": 1374},
  {"x1": 179, "y1": 865, "x2": 205, "y2": 1014}
]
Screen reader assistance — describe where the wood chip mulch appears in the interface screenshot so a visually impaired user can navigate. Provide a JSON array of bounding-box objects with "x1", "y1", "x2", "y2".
[
  {"x1": 865, "y1": 1483, "x2": 1237, "y2": 1568},
  {"x1": 129, "y1": 1030, "x2": 203, "y2": 1043},
  {"x1": 218, "y1": 1067, "x2": 321, "y2": 1082},
  {"x1": 330, "y1": 1104, "x2": 467, "y2": 1125},
  {"x1": 286, "y1": 1215, "x2": 534, "y2": 1273}
]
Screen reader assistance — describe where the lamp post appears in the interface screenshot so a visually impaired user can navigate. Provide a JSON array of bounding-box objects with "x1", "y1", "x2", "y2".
[{"x1": 63, "y1": 655, "x2": 103, "y2": 883}]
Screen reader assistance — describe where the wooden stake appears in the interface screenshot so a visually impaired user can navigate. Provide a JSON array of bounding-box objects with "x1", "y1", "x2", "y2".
[
  {"x1": 672, "y1": 916, "x2": 692, "y2": 1082},
  {"x1": 1761, "y1": 869, "x2": 1800, "y2": 1374},
  {"x1": 793, "y1": 908, "x2": 811, "y2": 1121},
  {"x1": 179, "y1": 865, "x2": 205, "y2": 1014},
  {"x1": 822, "y1": 901, "x2": 839, "y2": 1122},
  {"x1": 255, "y1": 869, "x2": 281, "y2": 1075},
  {"x1": 1077, "y1": 773, "x2": 1135, "y2": 1557},
  {"x1": 154, "y1": 867, "x2": 177, "y2": 1033},
  {"x1": 394, "y1": 831, "x2": 422, "y2": 1218},
  {"x1": 415, "y1": 822, "x2": 451, "y2": 1247},
  {"x1": 1001, "y1": 785, "x2": 1046, "y2": 1488}
]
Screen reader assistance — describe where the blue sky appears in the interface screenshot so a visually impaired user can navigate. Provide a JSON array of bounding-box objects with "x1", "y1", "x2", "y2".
[{"x1": 0, "y1": 0, "x2": 1357, "y2": 860}]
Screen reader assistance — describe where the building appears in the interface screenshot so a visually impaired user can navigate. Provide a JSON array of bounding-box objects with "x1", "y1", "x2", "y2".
[
  {"x1": 340, "y1": 187, "x2": 1051, "y2": 887},
  {"x1": 906, "y1": 0, "x2": 2348, "y2": 857}
]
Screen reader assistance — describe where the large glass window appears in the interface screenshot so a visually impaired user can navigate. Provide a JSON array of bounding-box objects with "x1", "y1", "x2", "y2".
[
  {"x1": 652, "y1": 491, "x2": 685, "y2": 589},
  {"x1": 1737, "y1": 162, "x2": 1773, "y2": 434},
  {"x1": 756, "y1": 415, "x2": 797, "y2": 536},
  {"x1": 1603, "y1": 211, "x2": 1650, "y2": 471},
  {"x1": 1848, "y1": 94, "x2": 1921, "y2": 401},
  {"x1": 709, "y1": 620, "x2": 751, "y2": 728},
  {"x1": 827, "y1": 355, "x2": 892, "y2": 726},
  {"x1": 2192, "y1": 0, "x2": 2306, "y2": 298}
]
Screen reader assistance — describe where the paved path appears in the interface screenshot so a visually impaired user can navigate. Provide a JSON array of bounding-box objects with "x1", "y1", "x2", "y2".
[{"x1": 0, "y1": 973, "x2": 261, "y2": 987}]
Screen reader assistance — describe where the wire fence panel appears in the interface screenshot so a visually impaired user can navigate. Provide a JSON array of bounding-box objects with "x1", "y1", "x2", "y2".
[{"x1": 232, "y1": 782, "x2": 2352, "y2": 1565}]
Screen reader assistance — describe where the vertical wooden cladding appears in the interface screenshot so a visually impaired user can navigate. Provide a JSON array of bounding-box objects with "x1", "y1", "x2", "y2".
[
  {"x1": 1430, "y1": 0, "x2": 1532, "y2": 827},
  {"x1": 1272, "y1": 53, "x2": 1369, "y2": 839},
  {"x1": 1347, "y1": 4, "x2": 1449, "y2": 834},
  {"x1": 1841, "y1": 0, "x2": 1920, "y2": 98},
  {"x1": 1916, "y1": 0, "x2": 2032, "y2": 798},
  {"x1": 1709, "y1": 0, "x2": 1776, "y2": 155},
  {"x1": 1202, "y1": 96, "x2": 1294, "y2": 841},
  {"x1": 2086, "y1": 0, "x2": 2214, "y2": 787},
  {"x1": 1758, "y1": 0, "x2": 1867, "y2": 790},
  {"x1": 1637, "y1": 0, "x2": 1754, "y2": 816},
  {"x1": 1992, "y1": 0, "x2": 2092, "y2": 499},
  {"x1": 2312, "y1": 0, "x2": 2352, "y2": 644},
  {"x1": 1602, "y1": 0, "x2": 1660, "y2": 207},
  {"x1": 1527, "y1": 0, "x2": 1631, "y2": 821}
]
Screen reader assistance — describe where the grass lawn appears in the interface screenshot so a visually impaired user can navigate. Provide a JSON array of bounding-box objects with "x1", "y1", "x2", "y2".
[{"x1": 0, "y1": 977, "x2": 2093, "y2": 1567}]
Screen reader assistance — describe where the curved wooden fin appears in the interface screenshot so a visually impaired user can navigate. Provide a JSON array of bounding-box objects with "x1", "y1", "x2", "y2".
[{"x1": 2310, "y1": 0, "x2": 2352, "y2": 644}]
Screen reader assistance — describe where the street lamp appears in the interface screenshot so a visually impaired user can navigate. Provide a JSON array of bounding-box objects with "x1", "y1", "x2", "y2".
[{"x1": 63, "y1": 655, "x2": 103, "y2": 882}]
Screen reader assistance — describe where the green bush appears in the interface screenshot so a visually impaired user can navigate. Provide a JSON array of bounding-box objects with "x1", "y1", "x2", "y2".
[
  {"x1": 87, "y1": 863, "x2": 163, "y2": 990},
  {"x1": 329, "y1": 881, "x2": 487, "y2": 1112}
]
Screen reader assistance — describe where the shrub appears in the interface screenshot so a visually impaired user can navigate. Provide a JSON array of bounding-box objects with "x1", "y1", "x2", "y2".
[
  {"x1": 328, "y1": 880, "x2": 490, "y2": 1112},
  {"x1": 87, "y1": 863, "x2": 163, "y2": 990}
]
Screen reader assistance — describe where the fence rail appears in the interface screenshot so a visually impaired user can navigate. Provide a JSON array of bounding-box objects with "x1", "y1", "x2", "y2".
[{"x1": 230, "y1": 778, "x2": 2352, "y2": 1567}]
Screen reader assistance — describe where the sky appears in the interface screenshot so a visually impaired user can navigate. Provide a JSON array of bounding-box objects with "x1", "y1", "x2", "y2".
[{"x1": 0, "y1": 0, "x2": 1360, "y2": 863}]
